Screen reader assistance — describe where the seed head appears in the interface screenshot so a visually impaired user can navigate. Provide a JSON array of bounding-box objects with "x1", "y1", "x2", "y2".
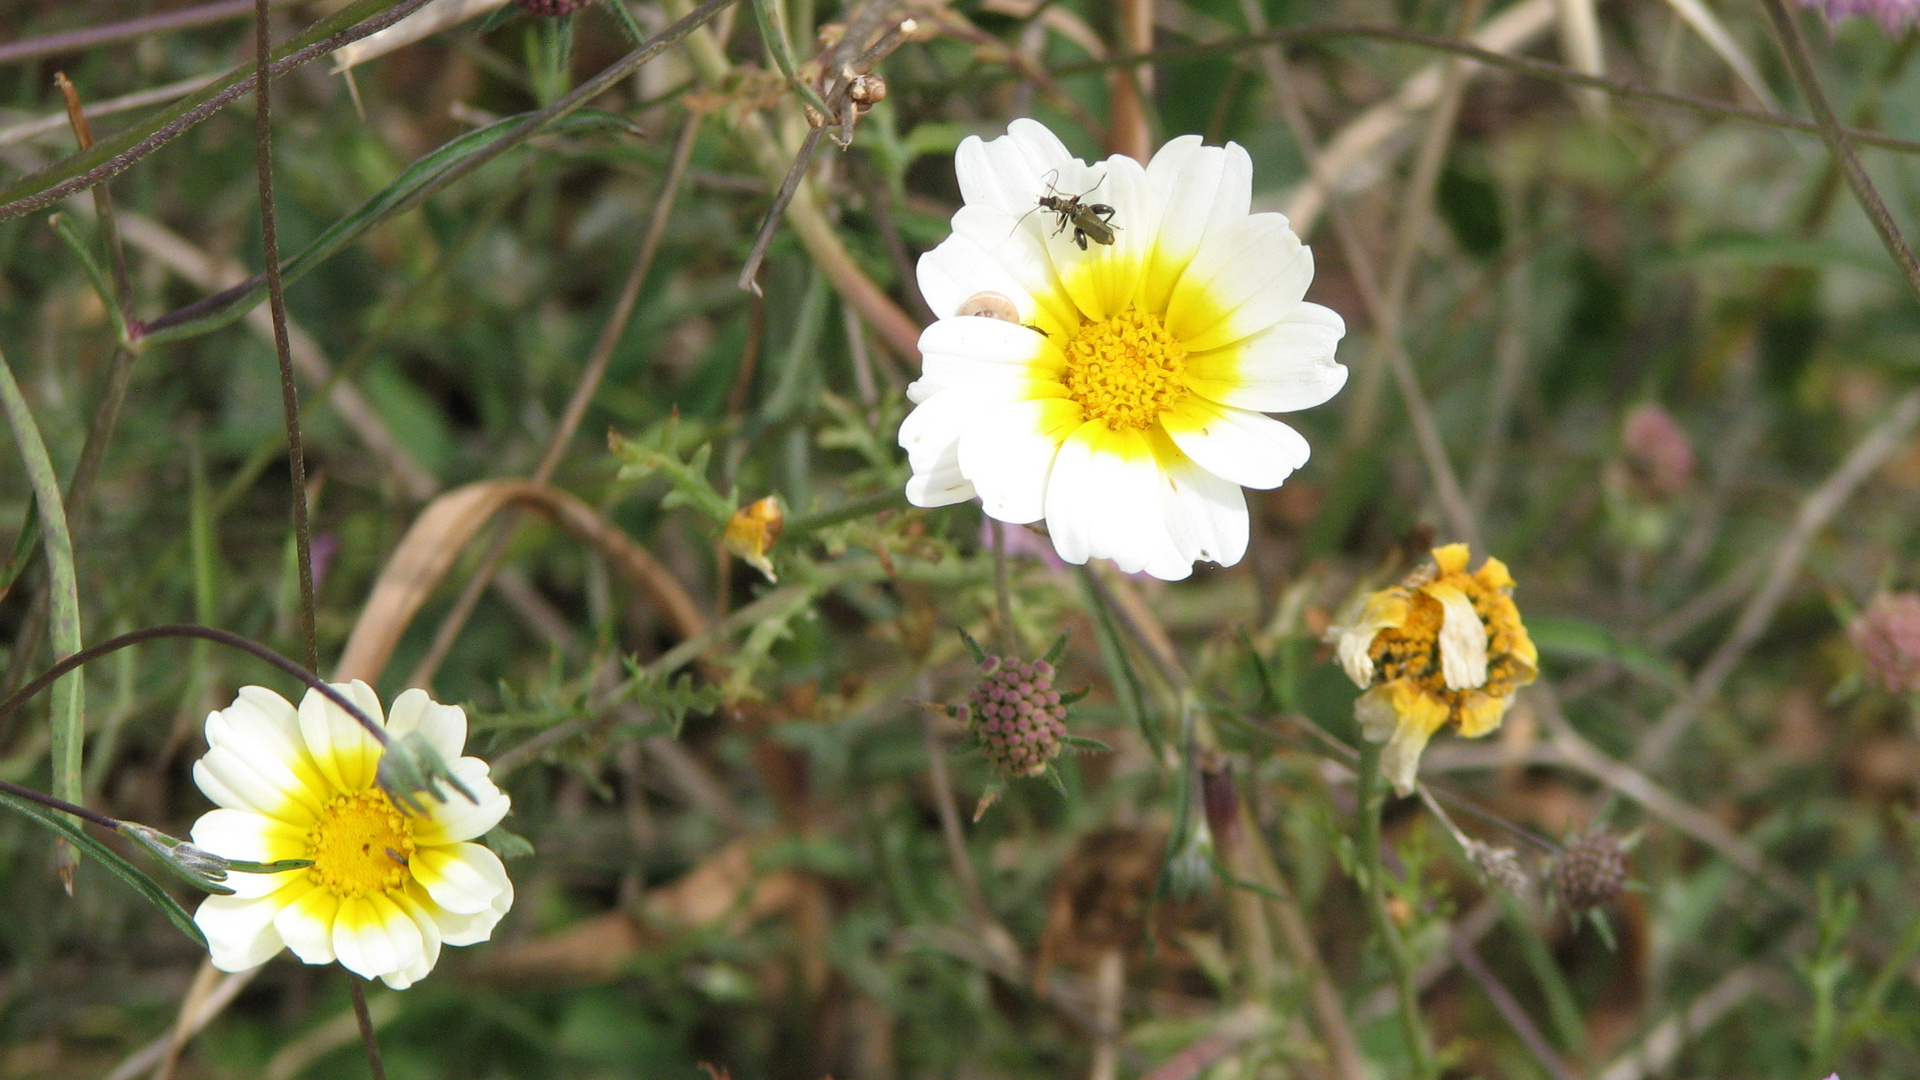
[
  {"x1": 516, "y1": 0, "x2": 593, "y2": 15},
  {"x1": 1850, "y1": 592, "x2": 1920, "y2": 694},
  {"x1": 1465, "y1": 839, "x2": 1528, "y2": 895},
  {"x1": 1551, "y1": 830, "x2": 1628, "y2": 915},
  {"x1": 967, "y1": 655, "x2": 1068, "y2": 778}
]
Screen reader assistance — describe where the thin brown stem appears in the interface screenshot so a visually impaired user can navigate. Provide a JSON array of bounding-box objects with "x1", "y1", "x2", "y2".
[
  {"x1": 991, "y1": 519, "x2": 1014, "y2": 656},
  {"x1": 920, "y1": 701, "x2": 989, "y2": 926},
  {"x1": 348, "y1": 978, "x2": 388, "y2": 1080},
  {"x1": 0, "y1": 0, "x2": 304, "y2": 66},
  {"x1": 53, "y1": 73, "x2": 132, "y2": 319},
  {"x1": 0, "y1": 0, "x2": 440, "y2": 222},
  {"x1": 1451, "y1": 932, "x2": 1580, "y2": 1080},
  {"x1": 1756, "y1": 0, "x2": 1920, "y2": 303},
  {"x1": 406, "y1": 112, "x2": 705, "y2": 690},
  {"x1": 253, "y1": 0, "x2": 317, "y2": 674},
  {"x1": 1246, "y1": 2, "x2": 1480, "y2": 548}
]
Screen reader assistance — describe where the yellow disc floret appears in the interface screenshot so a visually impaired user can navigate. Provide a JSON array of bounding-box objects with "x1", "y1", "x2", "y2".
[
  {"x1": 306, "y1": 789, "x2": 416, "y2": 898},
  {"x1": 1062, "y1": 309, "x2": 1189, "y2": 431}
]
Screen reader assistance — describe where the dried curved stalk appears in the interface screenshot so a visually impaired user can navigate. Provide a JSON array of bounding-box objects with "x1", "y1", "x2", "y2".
[{"x1": 333, "y1": 480, "x2": 707, "y2": 684}]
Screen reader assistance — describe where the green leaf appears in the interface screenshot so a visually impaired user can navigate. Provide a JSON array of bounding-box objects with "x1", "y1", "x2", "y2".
[
  {"x1": 0, "y1": 792, "x2": 205, "y2": 948},
  {"x1": 0, "y1": 346, "x2": 85, "y2": 886},
  {"x1": 483, "y1": 825, "x2": 537, "y2": 861},
  {"x1": 620, "y1": 666, "x2": 724, "y2": 735},
  {"x1": 956, "y1": 627, "x2": 988, "y2": 664},
  {"x1": 611, "y1": 418, "x2": 737, "y2": 525},
  {"x1": 1042, "y1": 632, "x2": 1070, "y2": 667}
]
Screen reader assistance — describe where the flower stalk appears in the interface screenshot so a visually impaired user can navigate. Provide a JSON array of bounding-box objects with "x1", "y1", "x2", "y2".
[{"x1": 1356, "y1": 740, "x2": 1437, "y2": 1080}]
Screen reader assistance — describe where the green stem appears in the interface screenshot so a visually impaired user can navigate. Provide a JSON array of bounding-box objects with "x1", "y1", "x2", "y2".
[
  {"x1": 0, "y1": 345, "x2": 86, "y2": 888},
  {"x1": 1356, "y1": 740, "x2": 1436, "y2": 1079}
]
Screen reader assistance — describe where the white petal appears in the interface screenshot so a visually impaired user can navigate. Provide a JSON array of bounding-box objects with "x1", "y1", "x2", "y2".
[
  {"x1": 1186, "y1": 303, "x2": 1348, "y2": 413},
  {"x1": 916, "y1": 312, "x2": 1063, "y2": 394},
  {"x1": 415, "y1": 758, "x2": 510, "y2": 844},
  {"x1": 1164, "y1": 213, "x2": 1315, "y2": 354},
  {"x1": 898, "y1": 386, "x2": 976, "y2": 476},
  {"x1": 384, "y1": 688, "x2": 467, "y2": 762},
  {"x1": 1140, "y1": 138, "x2": 1253, "y2": 312},
  {"x1": 299, "y1": 681, "x2": 386, "y2": 794},
  {"x1": 411, "y1": 842, "x2": 509, "y2": 916},
  {"x1": 275, "y1": 881, "x2": 341, "y2": 964},
  {"x1": 1161, "y1": 399, "x2": 1311, "y2": 490},
  {"x1": 1380, "y1": 723, "x2": 1436, "y2": 798},
  {"x1": 201, "y1": 711, "x2": 327, "y2": 820},
  {"x1": 194, "y1": 749, "x2": 313, "y2": 824},
  {"x1": 946, "y1": 206, "x2": 1084, "y2": 337},
  {"x1": 917, "y1": 230, "x2": 1041, "y2": 324},
  {"x1": 1047, "y1": 152, "x2": 1155, "y2": 322},
  {"x1": 333, "y1": 893, "x2": 423, "y2": 981},
  {"x1": 190, "y1": 809, "x2": 309, "y2": 898},
  {"x1": 424, "y1": 865, "x2": 514, "y2": 946},
  {"x1": 1155, "y1": 443, "x2": 1250, "y2": 571},
  {"x1": 1433, "y1": 584, "x2": 1490, "y2": 690},
  {"x1": 381, "y1": 891, "x2": 444, "y2": 989},
  {"x1": 955, "y1": 118, "x2": 1076, "y2": 220},
  {"x1": 959, "y1": 397, "x2": 1083, "y2": 525},
  {"x1": 195, "y1": 893, "x2": 287, "y2": 972},
  {"x1": 1042, "y1": 423, "x2": 1178, "y2": 575}
]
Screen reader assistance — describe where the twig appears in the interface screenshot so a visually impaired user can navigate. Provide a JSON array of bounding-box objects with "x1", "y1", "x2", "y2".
[
  {"x1": 253, "y1": 0, "x2": 318, "y2": 674},
  {"x1": 734, "y1": 10, "x2": 917, "y2": 291},
  {"x1": 991, "y1": 520, "x2": 1015, "y2": 655},
  {"x1": 0, "y1": 0, "x2": 441, "y2": 222},
  {"x1": 0, "y1": 624, "x2": 389, "y2": 748},
  {"x1": 1595, "y1": 964, "x2": 1775, "y2": 1080},
  {"x1": 1756, "y1": 0, "x2": 1920, "y2": 302},
  {"x1": 406, "y1": 112, "x2": 705, "y2": 690},
  {"x1": 348, "y1": 979, "x2": 389, "y2": 1080},
  {"x1": 1014, "y1": 21, "x2": 1920, "y2": 159},
  {"x1": 1106, "y1": 0, "x2": 1154, "y2": 160},
  {"x1": 0, "y1": 0, "x2": 303, "y2": 66},
  {"x1": 918, "y1": 681, "x2": 989, "y2": 926},
  {"x1": 1341, "y1": 0, "x2": 1487, "y2": 453},
  {"x1": 0, "y1": 76, "x2": 215, "y2": 149},
  {"x1": 99, "y1": 967, "x2": 259, "y2": 1080},
  {"x1": 1450, "y1": 931, "x2": 1581, "y2": 1080},
  {"x1": 52, "y1": 73, "x2": 132, "y2": 319},
  {"x1": 1244, "y1": 1, "x2": 1481, "y2": 548},
  {"x1": 0, "y1": 777, "x2": 120, "y2": 830},
  {"x1": 1634, "y1": 389, "x2": 1920, "y2": 769}
]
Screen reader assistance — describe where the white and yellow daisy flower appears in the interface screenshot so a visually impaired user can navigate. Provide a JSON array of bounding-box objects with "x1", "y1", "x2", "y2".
[
  {"x1": 901, "y1": 119, "x2": 1348, "y2": 580},
  {"x1": 189, "y1": 682, "x2": 514, "y2": 989}
]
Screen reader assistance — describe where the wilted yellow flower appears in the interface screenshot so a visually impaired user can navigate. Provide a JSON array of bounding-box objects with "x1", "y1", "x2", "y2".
[
  {"x1": 723, "y1": 496, "x2": 784, "y2": 582},
  {"x1": 1333, "y1": 544, "x2": 1537, "y2": 795}
]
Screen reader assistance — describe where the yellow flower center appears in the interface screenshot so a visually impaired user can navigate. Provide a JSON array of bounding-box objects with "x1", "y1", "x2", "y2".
[
  {"x1": 1368, "y1": 578, "x2": 1528, "y2": 702},
  {"x1": 305, "y1": 789, "x2": 415, "y2": 898},
  {"x1": 1062, "y1": 309, "x2": 1189, "y2": 431}
]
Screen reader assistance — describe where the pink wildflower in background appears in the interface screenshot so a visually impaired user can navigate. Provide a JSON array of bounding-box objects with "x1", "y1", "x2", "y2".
[
  {"x1": 1797, "y1": 0, "x2": 1920, "y2": 30},
  {"x1": 1850, "y1": 593, "x2": 1920, "y2": 693}
]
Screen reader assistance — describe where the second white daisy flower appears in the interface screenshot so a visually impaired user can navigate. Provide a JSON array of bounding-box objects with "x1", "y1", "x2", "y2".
[
  {"x1": 189, "y1": 682, "x2": 514, "y2": 989},
  {"x1": 901, "y1": 119, "x2": 1348, "y2": 580}
]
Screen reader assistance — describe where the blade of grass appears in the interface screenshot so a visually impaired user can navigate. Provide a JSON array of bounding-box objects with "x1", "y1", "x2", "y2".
[
  {"x1": 140, "y1": 110, "x2": 637, "y2": 344},
  {"x1": 0, "y1": 345, "x2": 86, "y2": 892},
  {"x1": 0, "y1": 789, "x2": 206, "y2": 947}
]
